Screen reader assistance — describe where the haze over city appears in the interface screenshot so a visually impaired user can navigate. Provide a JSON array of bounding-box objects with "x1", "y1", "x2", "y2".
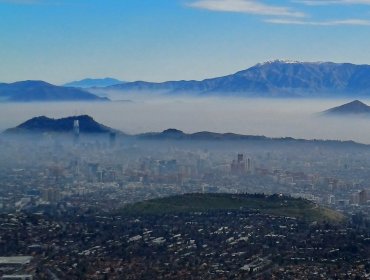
[
  {"x1": 1, "y1": 1, "x2": 370, "y2": 279},
  {"x1": 2, "y1": 98, "x2": 370, "y2": 144}
]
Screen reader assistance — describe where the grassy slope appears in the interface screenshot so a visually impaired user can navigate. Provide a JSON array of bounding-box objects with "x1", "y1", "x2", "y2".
[{"x1": 121, "y1": 193, "x2": 344, "y2": 223}]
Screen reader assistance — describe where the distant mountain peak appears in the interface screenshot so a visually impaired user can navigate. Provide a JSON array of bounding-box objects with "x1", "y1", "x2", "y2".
[
  {"x1": 162, "y1": 128, "x2": 184, "y2": 134},
  {"x1": 255, "y1": 60, "x2": 335, "y2": 67},
  {"x1": 257, "y1": 59, "x2": 301, "y2": 65},
  {"x1": 63, "y1": 78, "x2": 125, "y2": 88},
  {"x1": 0, "y1": 80, "x2": 108, "y2": 102},
  {"x1": 346, "y1": 99, "x2": 365, "y2": 105},
  {"x1": 324, "y1": 100, "x2": 370, "y2": 116}
]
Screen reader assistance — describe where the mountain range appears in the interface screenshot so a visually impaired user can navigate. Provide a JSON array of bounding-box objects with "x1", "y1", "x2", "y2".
[
  {"x1": 323, "y1": 100, "x2": 370, "y2": 116},
  {"x1": 0, "y1": 81, "x2": 108, "y2": 102},
  {"x1": 3, "y1": 115, "x2": 366, "y2": 148},
  {"x1": 63, "y1": 78, "x2": 125, "y2": 88},
  {"x1": 4, "y1": 61, "x2": 370, "y2": 100},
  {"x1": 107, "y1": 60, "x2": 370, "y2": 97}
]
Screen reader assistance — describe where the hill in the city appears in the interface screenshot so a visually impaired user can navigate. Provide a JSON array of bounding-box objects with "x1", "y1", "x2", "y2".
[
  {"x1": 4, "y1": 115, "x2": 119, "y2": 134},
  {"x1": 121, "y1": 193, "x2": 344, "y2": 222}
]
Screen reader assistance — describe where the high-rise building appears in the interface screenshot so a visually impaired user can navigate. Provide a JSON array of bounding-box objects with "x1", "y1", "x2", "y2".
[
  {"x1": 42, "y1": 188, "x2": 61, "y2": 203},
  {"x1": 328, "y1": 194, "x2": 336, "y2": 205},
  {"x1": 359, "y1": 190, "x2": 368, "y2": 205},
  {"x1": 73, "y1": 119, "x2": 80, "y2": 144},
  {"x1": 231, "y1": 154, "x2": 247, "y2": 175},
  {"x1": 246, "y1": 158, "x2": 253, "y2": 172},
  {"x1": 237, "y1": 154, "x2": 244, "y2": 163},
  {"x1": 109, "y1": 132, "x2": 117, "y2": 148}
]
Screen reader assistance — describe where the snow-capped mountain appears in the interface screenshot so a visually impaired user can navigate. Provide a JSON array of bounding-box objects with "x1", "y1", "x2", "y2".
[{"x1": 107, "y1": 60, "x2": 370, "y2": 97}]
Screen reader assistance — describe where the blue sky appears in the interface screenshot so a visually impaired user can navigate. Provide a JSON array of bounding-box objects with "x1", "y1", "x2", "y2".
[{"x1": 1, "y1": 0, "x2": 370, "y2": 84}]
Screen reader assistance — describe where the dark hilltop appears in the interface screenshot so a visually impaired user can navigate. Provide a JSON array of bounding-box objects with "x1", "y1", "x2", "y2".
[
  {"x1": 323, "y1": 100, "x2": 370, "y2": 116},
  {"x1": 4, "y1": 115, "x2": 118, "y2": 134},
  {"x1": 121, "y1": 193, "x2": 344, "y2": 222}
]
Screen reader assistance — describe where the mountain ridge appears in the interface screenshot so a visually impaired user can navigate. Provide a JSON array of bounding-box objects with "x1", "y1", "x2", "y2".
[
  {"x1": 3, "y1": 116, "x2": 367, "y2": 148},
  {"x1": 137, "y1": 128, "x2": 366, "y2": 148},
  {"x1": 63, "y1": 78, "x2": 125, "y2": 88},
  {"x1": 0, "y1": 80, "x2": 109, "y2": 102},
  {"x1": 323, "y1": 100, "x2": 370, "y2": 116},
  {"x1": 106, "y1": 60, "x2": 370, "y2": 97}
]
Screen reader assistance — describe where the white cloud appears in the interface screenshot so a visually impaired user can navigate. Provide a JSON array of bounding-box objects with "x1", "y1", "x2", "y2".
[
  {"x1": 189, "y1": 0, "x2": 306, "y2": 17},
  {"x1": 295, "y1": 0, "x2": 370, "y2": 5},
  {"x1": 189, "y1": 0, "x2": 370, "y2": 27},
  {"x1": 266, "y1": 18, "x2": 370, "y2": 25}
]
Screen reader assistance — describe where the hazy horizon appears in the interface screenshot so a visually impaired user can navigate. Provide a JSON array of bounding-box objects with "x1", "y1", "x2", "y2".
[{"x1": 1, "y1": 98, "x2": 370, "y2": 144}]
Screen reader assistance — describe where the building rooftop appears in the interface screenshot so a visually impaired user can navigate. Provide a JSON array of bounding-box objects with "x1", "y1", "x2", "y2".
[{"x1": 0, "y1": 256, "x2": 32, "y2": 265}]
